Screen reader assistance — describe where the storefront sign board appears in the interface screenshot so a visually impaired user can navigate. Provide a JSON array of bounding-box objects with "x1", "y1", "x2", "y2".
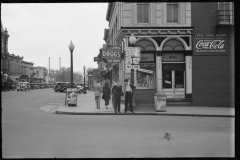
[
  {"x1": 100, "y1": 49, "x2": 121, "y2": 59},
  {"x1": 162, "y1": 53, "x2": 185, "y2": 62},
  {"x1": 107, "y1": 59, "x2": 121, "y2": 63},
  {"x1": 140, "y1": 53, "x2": 154, "y2": 62},
  {"x1": 193, "y1": 34, "x2": 227, "y2": 55}
]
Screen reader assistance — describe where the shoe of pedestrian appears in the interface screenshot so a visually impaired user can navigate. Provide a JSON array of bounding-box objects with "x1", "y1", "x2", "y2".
[
  {"x1": 118, "y1": 111, "x2": 121, "y2": 113},
  {"x1": 106, "y1": 105, "x2": 108, "y2": 109},
  {"x1": 131, "y1": 111, "x2": 134, "y2": 114},
  {"x1": 124, "y1": 111, "x2": 127, "y2": 114}
]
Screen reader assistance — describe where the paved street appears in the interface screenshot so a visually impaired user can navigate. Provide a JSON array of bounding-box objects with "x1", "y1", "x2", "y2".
[{"x1": 2, "y1": 89, "x2": 235, "y2": 158}]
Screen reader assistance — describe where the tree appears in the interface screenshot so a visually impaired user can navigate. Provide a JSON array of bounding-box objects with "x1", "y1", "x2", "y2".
[{"x1": 50, "y1": 67, "x2": 83, "y2": 83}]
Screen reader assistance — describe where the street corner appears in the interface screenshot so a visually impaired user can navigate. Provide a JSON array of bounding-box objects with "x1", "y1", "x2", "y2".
[{"x1": 39, "y1": 102, "x2": 64, "y2": 114}]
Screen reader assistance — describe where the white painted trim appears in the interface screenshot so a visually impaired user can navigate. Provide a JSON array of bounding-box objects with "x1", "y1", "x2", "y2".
[
  {"x1": 159, "y1": 37, "x2": 190, "y2": 50},
  {"x1": 185, "y1": 56, "x2": 192, "y2": 94}
]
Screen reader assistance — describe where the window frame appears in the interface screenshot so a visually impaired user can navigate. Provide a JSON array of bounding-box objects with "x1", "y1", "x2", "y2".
[
  {"x1": 218, "y1": 2, "x2": 234, "y2": 24},
  {"x1": 166, "y1": 2, "x2": 180, "y2": 24},
  {"x1": 136, "y1": 3, "x2": 150, "y2": 24}
]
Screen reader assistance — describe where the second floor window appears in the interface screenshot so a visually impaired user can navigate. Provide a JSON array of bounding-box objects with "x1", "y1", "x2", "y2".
[
  {"x1": 167, "y1": 2, "x2": 179, "y2": 23},
  {"x1": 137, "y1": 4, "x2": 149, "y2": 23},
  {"x1": 218, "y1": 2, "x2": 233, "y2": 24}
]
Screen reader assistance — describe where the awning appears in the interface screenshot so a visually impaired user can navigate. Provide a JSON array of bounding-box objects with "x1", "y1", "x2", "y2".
[{"x1": 8, "y1": 76, "x2": 18, "y2": 82}]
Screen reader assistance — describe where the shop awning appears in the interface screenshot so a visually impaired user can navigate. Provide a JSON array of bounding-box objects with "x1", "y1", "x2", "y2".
[{"x1": 8, "y1": 76, "x2": 18, "y2": 82}]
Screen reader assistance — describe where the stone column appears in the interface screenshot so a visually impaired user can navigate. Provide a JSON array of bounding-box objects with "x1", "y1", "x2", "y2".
[
  {"x1": 185, "y1": 55, "x2": 192, "y2": 98},
  {"x1": 156, "y1": 51, "x2": 163, "y2": 91}
]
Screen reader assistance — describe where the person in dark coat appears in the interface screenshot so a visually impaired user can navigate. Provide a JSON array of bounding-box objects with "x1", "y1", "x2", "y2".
[
  {"x1": 102, "y1": 82, "x2": 111, "y2": 109},
  {"x1": 124, "y1": 79, "x2": 136, "y2": 114},
  {"x1": 112, "y1": 80, "x2": 122, "y2": 114}
]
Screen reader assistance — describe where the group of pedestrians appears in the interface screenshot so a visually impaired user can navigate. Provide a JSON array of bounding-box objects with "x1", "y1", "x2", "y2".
[{"x1": 93, "y1": 79, "x2": 135, "y2": 114}]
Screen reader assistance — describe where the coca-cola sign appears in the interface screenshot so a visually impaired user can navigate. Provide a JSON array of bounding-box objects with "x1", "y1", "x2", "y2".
[{"x1": 194, "y1": 34, "x2": 227, "y2": 54}]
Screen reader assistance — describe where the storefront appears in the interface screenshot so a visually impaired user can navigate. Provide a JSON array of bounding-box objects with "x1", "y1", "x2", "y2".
[{"x1": 128, "y1": 36, "x2": 192, "y2": 104}]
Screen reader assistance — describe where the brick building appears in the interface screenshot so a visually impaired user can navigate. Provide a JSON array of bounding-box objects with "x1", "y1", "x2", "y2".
[{"x1": 100, "y1": 2, "x2": 234, "y2": 107}]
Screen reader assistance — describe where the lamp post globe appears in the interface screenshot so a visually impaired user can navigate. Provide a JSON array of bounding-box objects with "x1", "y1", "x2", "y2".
[
  {"x1": 68, "y1": 40, "x2": 74, "y2": 88},
  {"x1": 129, "y1": 33, "x2": 136, "y2": 47}
]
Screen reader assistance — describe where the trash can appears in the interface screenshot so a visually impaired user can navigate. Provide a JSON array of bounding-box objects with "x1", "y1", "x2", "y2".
[{"x1": 154, "y1": 91, "x2": 166, "y2": 112}]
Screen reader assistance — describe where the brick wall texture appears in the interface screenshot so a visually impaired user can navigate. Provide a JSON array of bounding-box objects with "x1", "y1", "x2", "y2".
[{"x1": 191, "y1": 3, "x2": 235, "y2": 107}]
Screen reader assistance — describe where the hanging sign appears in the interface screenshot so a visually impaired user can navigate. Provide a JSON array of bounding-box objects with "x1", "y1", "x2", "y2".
[
  {"x1": 100, "y1": 49, "x2": 121, "y2": 59},
  {"x1": 125, "y1": 47, "x2": 141, "y2": 57}
]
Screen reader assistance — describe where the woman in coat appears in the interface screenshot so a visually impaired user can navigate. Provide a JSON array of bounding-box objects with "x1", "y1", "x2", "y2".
[{"x1": 102, "y1": 82, "x2": 111, "y2": 109}]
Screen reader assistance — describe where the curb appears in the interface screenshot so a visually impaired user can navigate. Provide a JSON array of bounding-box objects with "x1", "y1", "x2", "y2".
[{"x1": 55, "y1": 111, "x2": 234, "y2": 117}]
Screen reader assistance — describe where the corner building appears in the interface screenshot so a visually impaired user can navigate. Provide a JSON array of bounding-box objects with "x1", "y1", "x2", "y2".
[{"x1": 105, "y1": 2, "x2": 234, "y2": 107}]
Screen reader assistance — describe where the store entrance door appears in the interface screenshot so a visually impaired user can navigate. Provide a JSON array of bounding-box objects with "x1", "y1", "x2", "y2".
[{"x1": 162, "y1": 70, "x2": 185, "y2": 98}]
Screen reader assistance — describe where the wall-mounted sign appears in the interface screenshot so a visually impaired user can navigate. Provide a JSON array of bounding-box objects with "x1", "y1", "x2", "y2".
[
  {"x1": 194, "y1": 34, "x2": 227, "y2": 55},
  {"x1": 140, "y1": 53, "x2": 154, "y2": 62},
  {"x1": 162, "y1": 53, "x2": 185, "y2": 62},
  {"x1": 100, "y1": 49, "x2": 121, "y2": 59}
]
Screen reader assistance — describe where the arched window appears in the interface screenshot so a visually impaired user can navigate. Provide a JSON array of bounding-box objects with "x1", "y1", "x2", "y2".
[
  {"x1": 135, "y1": 39, "x2": 156, "y2": 51},
  {"x1": 162, "y1": 39, "x2": 185, "y2": 51}
]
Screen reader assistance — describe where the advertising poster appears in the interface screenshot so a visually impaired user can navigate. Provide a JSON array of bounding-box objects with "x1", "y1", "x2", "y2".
[
  {"x1": 194, "y1": 34, "x2": 227, "y2": 55},
  {"x1": 65, "y1": 88, "x2": 78, "y2": 106}
]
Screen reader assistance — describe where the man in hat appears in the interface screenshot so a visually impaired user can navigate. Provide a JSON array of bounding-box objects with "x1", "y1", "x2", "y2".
[
  {"x1": 112, "y1": 80, "x2": 122, "y2": 114},
  {"x1": 124, "y1": 79, "x2": 136, "y2": 114}
]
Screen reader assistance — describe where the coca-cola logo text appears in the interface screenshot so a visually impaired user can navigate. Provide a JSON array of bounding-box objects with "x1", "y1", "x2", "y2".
[{"x1": 196, "y1": 40, "x2": 225, "y2": 50}]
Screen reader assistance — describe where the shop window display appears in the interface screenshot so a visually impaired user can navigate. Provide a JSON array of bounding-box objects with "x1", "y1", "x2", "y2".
[{"x1": 135, "y1": 63, "x2": 156, "y2": 89}]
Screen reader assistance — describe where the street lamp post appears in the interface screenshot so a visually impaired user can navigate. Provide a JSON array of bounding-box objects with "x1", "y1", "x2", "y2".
[
  {"x1": 129, "y1": 33, "x2": 137, "y2": 84},
  {"x1": 83, "y1": 65, "x2": 86, "y2": 94},
  {"x1": 68, "y1": 40, "x2": 75, "y2": 88}
]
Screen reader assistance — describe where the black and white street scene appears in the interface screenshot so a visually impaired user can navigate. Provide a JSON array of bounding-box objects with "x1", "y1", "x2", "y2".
[{"x1": 1, "y1": 2, "x2": 235, "y2": 158}]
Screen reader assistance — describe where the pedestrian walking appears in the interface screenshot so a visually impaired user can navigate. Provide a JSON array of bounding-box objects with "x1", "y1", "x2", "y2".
[
  {"x1": 102, "y1": 82, "x2": 111, "y2": 109},
  {"x1": 111, "y1": 81, "x2": 117, "y2": 108},
  {"x1": 93, "y1": 81, "x2": 102, "y2": 109},
  {"x1": 124, "y1": 79, "x2": 136, "y2": 114},
  {"x1": 112, "y1": 80, "x2": 122, "y2": 114}
]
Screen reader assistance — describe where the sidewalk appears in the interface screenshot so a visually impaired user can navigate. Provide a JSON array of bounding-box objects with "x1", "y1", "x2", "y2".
[{"x1": 55, "y1": 91, "x2": 235, "y2": 117}]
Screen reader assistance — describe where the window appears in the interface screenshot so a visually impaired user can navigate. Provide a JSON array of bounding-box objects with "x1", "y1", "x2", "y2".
[
  {"x1": 167, "y1": 2, "x2": 179, "y2": 23},
  {"x1": 137, "y1": 3, "x2": 149, "y2": 23},
  {"x1": 218, "y1": 2, "x2": 233, "y2": 24}
]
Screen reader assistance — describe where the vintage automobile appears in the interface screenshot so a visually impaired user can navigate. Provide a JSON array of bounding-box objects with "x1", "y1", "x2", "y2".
[
  {"x1": 54, "y1": 82, "x2": 78, "y2": 93},
  {"x1": 17, "y1": 82, "x2": 30, "y2": 92}
]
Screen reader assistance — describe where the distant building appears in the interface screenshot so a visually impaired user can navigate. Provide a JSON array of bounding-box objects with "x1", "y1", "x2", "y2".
[{"x1": 1, "y1": 20, "x2": 34, "y2": 86}]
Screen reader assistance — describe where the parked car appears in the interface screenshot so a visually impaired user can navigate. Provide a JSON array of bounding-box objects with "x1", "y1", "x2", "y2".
[
  {"x1": 54, "y1": 82, "x2": 77, "y2": 93},
  {"x1": 17, "y1": 82, "x2": 30, "y2": 92},
  {"x1": 34, "y1": 84, "x2": 40, "y2": 89},
  {"x1": 8, "y1": 85, "x2": 16, "y2": 91},
  {"x1": 77, "y1": 85, "x2": 84, "y2": 94},
  {"x1": 30, "y1": 83, "x2": 35, "y2": 89}
]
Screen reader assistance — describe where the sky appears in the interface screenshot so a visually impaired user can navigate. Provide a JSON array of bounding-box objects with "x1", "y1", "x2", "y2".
[{"x1": 1, "y1": 3, "x2": 109, "y2": 73}]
